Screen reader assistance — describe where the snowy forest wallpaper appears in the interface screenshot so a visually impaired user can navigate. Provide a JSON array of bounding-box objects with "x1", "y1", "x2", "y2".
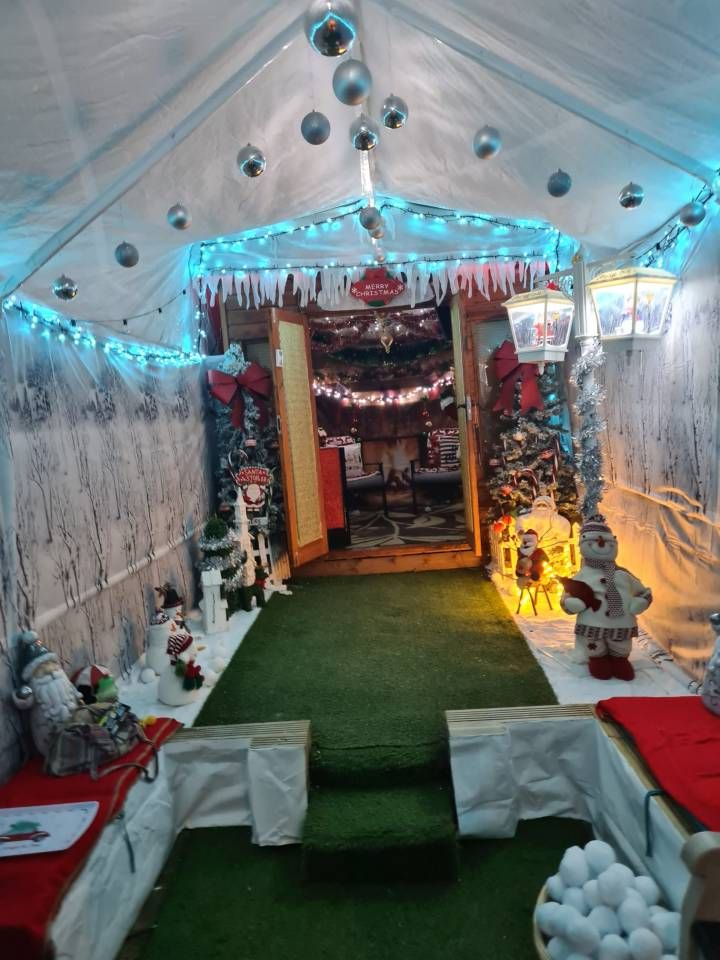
[
  {"x1": 600, "y1": 220, "x2": 720, "y2": 684},
  {"x1": 0, "y1": 326, "x2": 211, "y2": 781}
]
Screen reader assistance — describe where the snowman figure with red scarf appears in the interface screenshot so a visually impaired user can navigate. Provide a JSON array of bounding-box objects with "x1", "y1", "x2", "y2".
[{"x1": 559, "y1": 515, "x2": 652, "y2": 681}]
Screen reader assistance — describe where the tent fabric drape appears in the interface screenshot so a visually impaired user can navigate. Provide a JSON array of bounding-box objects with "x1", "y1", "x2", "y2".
[{"x1": 0, "y1": 312, "x2": 211, "y2": 783}]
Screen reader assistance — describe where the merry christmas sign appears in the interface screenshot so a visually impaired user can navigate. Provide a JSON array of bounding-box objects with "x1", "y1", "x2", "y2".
[
  {"x1": 349, "y1": 269, "x2": 405, "y2": 307},
  {"x1": 232, "y1": 465, "x2": 273, "y2": 511}
]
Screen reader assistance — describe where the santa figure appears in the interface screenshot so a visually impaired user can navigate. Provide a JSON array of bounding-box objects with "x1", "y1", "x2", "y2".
[
  {"x1": 12, "y1": 631, "x2": 83, "y2": 756},
  {"x1": 559, "y1": 515, "x2": 652, "y2": 681},
  {"x1": 515, "y1": 529, "x2": 549, "y2": 586}
]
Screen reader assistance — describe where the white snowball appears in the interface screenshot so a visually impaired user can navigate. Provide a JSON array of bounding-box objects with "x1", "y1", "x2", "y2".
[
  {"x1": 585, "y1": 839, "x2": 617, "y2": 876},
  {"x1": 565, "y1": 915, "x2": 601, "y2": 955},
  {"x1": 547, "y1": 937, "x2": 572, "y2": 960},
  {"x1": 554, "y1": 905, "x2": 584, "y2": 937},
  {"x1": 536, "y1": 901, "x2": 562, "y2": 937},
  {"x1": 203, "y1": 667, "x2": 218, "y2": 687},
  {"x1": 628, "y1": 927, "x2": 663, "y2": 960},
  {"x1": 583, "y1": 879, "x2": 602, "y2": 908},
  {"x1": 613, "y1": 863, "x2": 637, "y2": 886},
  {"x1": 633, "y1": 876, "x2": 661, "y2": 906},
  {"x1": 560, "y1": 846, "x2": 591, "y2": 887},
  {"x1": 566, "y1": 954, "x2": 592, "y2": 960},
  {"x1": 139, "y1": 666, "x2": 156, "y2": 684},
  {"x1": 563, "y1": 887, "x2": 589, "y2": 915},
  {"x1": 588, "y1": 905, "x2": 621, "y2": 937},
  {"x1": 598, "y1": 933, "x2": 632, "y2": 960},
  {"x1": 649, "y1": 912, "x2": 680, "y2": 952},
  {"x1": 623, "y1": 888, "x2": 648, "y2": 908},
  {"x1": 211, "y1": 656, "x2": 227, "y2": 672},
  {"x1": 660, "y1": 956, "x2": 678, "y2": 960},
  {"x1": 618, "y1": 895, "x2": 650, "y2": 933},
  {"x1": 547, "y1": 873, "x2": 567, "y2": 901},
  {"x1": 648, "y1": 906, "x2": 667, "y2": 917},
  {"x1": 598, "y1": 864, "x2": 633, "y2": 907}
]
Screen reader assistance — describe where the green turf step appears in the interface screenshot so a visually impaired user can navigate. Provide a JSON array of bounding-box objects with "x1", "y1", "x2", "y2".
[
  {"x1": 311, "y1": 733, "x2": 448, "y2": 788},
  {"x1": 302, "y1": 783, "x2": 459, "y2": 883}
]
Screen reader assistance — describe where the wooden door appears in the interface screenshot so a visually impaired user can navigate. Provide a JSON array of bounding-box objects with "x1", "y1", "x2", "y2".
[
  {"x1": 451, "y1": 294, "x2": 483, "y2": 555},
  {"x1": 268, "y1": 308, "x2": 328, "y2": 568}
]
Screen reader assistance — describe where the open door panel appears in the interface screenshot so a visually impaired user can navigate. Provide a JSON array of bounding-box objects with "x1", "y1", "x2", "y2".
[
  {"x1": 268, "y1": 308, "x2": 328, "y2": 569},
  {"x1": 451, "y1": 294, "x2": 483, "y2": 555}
]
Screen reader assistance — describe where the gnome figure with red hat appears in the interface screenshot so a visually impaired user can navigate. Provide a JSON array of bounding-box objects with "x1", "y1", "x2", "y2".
[
  {"x1": 559, "y1": 515, "x2": 652, "y2": 681},
  {"x1": 158, "y1": 622, "x2": 205, "y2": 707},
  {"x1": 515, "y1": 529, "x2": 548, "y2": 587}
]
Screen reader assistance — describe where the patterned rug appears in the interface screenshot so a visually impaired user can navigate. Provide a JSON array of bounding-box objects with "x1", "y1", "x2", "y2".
[{"x1": 347, "y1": 502, "x2": 467, "y2": 548}]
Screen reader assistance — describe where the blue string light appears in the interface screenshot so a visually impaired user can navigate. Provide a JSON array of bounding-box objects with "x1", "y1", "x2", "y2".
[{"x1": 3, "y1": 296, "x2": 203, "y2": 368}]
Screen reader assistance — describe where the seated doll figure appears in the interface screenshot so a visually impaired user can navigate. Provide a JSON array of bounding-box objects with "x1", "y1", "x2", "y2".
[
  {"x1": 515, "y1": 529, "x2": 549, "y2": 587},
  {"x1": 559, "y1": 515, "x2": 652, "y2": 681}
]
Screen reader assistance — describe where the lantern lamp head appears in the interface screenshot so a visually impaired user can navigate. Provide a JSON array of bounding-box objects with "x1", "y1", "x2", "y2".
[
  {"x1": 586, "y1": 265, "x2": 677, "y2": 342},
  {"x1": 503, "y1": 284, "x2": 574, "y2": 367}
]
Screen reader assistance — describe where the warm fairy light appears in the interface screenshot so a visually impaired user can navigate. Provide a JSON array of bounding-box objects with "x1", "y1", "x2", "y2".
[{"x1": 313, "y1": 371, "x2": 454, "y2": 406}]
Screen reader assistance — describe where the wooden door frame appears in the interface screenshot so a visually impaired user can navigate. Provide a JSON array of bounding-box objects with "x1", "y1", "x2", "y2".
[
  {"x1": 268, "y1": 307, "x2": 328, "y2": 569},
  {"x1": 451, "y1": 293, "x2": 484, "y2": 557}
]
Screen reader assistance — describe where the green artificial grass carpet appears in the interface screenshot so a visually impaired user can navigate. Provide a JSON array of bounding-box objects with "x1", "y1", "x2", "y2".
[
  {"x1": 196, "y1": 570, "x2": 556, "y2": 883},
  {"x1": 198, "y1": 570, "x2": 556, "y2": 784},
  {"x1": 137, "y1": 820, "x2": 593, "y2": 960}
]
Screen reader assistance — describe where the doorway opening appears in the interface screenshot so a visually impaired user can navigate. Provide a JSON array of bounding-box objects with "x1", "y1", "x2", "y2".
[{"x1": 311, "y1": 302, "x2": 468, "y2": 551}]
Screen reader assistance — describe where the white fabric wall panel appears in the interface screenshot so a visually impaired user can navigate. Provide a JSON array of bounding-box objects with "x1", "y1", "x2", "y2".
[{"x1": 601, "y1": 219, "x2": 720, "y2": 680}]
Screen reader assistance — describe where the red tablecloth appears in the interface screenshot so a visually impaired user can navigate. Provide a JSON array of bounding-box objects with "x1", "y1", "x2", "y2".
[
  {"x1": 597, "y1": 697, "x2": 720, "y2": 830},
  {"x1": 0, "y1": 717, "x2": 180, "y2": 960}
]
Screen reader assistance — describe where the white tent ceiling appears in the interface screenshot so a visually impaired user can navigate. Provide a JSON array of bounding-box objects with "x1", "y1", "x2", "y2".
[{"x1": 1, "y1": 0, "x2": 718, "y2": 346}]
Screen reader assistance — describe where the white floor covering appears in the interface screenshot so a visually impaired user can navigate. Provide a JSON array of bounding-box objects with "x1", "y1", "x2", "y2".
[
  {"x1": 116, "y1": 605, "x2": 263, "y2": 726},
  {"x1": 492, "y1": 573, "x2": 698, "y2": 704}
]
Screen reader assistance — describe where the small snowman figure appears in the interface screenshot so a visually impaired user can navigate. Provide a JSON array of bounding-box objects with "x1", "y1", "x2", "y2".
[
  {"x1": 559, "y1": 515, "x2": 652, "y2": 681},
  {"x1": 701, "y1": 612, "x2": 720, "y2": 716},
  {"x1": 157, "y1": 624, "x2": 205, "y2": 707}
]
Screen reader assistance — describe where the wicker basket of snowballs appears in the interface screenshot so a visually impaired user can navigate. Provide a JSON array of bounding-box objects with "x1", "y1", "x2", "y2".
[{"x1": 533, "y1": 839, "x2": 681, "y2": 959}]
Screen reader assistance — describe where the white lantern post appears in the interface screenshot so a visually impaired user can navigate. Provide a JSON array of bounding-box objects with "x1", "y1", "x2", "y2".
[
  {"x1": 503, "y1": 283, "x2": 574, "y2": 371},
  {"x1": 586, "y1": 265, "x2": 677, "y2": 343},
  {"x1": 199, "y1": 568, "x2": 228, "y2": 635}
]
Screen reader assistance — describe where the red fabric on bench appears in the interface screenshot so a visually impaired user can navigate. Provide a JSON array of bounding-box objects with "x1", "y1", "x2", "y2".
[
  {"x1": 597, "y1": 696, "x2": 720, "y2": 830},
  {"x1": 319, "y1": 447, "x2": 345, "y2": 529},
  {"x1": 0, "y1": 717, "x2": 180, "y2": 960}
]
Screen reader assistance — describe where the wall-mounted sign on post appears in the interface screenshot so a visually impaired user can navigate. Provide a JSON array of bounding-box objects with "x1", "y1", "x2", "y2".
[{"x1": 349, "y1": 268, "x2": 405, "y2": 307}]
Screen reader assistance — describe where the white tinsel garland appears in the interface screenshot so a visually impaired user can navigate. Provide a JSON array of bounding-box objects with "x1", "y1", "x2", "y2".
[{"x1": 570, "y1": 338, "x2": 607, "y2": 518}]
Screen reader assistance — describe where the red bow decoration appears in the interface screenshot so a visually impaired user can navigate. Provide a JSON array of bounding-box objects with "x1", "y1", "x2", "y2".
[
  {"x1": 207, "y1": 363, "x2": 272, "y2": 428},
  {"x1": 492, "y1": 340, "x2": 544, "y2": 416}
]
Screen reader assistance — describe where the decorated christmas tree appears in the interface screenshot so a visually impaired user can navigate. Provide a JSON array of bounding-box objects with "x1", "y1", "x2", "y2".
[
  {"x1": 207, "y1": 344, "x2": 281, "y2": 530},
  {"x1": 487, "y1": 342, "x2": 579, "y2": 522},
  {"x1": 197, "y1": 516, "x2": 243, "y2": 616}
]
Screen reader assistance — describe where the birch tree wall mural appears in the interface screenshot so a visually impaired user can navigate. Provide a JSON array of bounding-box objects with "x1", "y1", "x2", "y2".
[
  {"x1": 600, "y1": 221, "x2": 720, "y2": 685},
  {"x1": 0, "y1": 322, "x2": 210, "y2": 781}
]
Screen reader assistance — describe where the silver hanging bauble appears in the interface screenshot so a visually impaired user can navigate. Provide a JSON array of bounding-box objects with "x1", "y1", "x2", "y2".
[
  {"x1": 301, "y1": 110, "x2": 331, "y2": 145},
  {"x1": 236, "y1": 143, "x2": 266, "y2": 178},
  {"x1": 304, "y1": 0, "x2": 357, "y2": 57},
  {"x1": 547, "y1": 169, "x2": 572, "y2": 198},
  {"x1": 333, "y1": 58, "x2": 372, "y2": 105},
  {"x1": 52, "y1": 274, "x2": 78, "y2": 301},
  {"x1": 114, "y1": 241, "x2": 140, "y2": 268},
  {"x1": 370, "y1": 225, "x2": 384, "y2": 239},
  {"x1": 472, "y1": 125, "x2": 502, "y2": 160},
  {"x1": 359, "y1": 206, "x2": 382, "y2": 230},
  {"x1": 167, "y1": 203, "x2": 192, "y2": 230},
  {"x1": 381, "y1": 93, "x2": 408, "y2": 129},
  {"x1": 15, "y1": 684, "x2": 33, "y2": 703},
  {"x1": 375, "y1": 249, "x2": 386, "y2": 263},
  {"x1": 619, "y1": 182, "x2": 644, "y2": 209},
  {"x1": 350, "y1": 114, "x2": 379, "y2": 151},
  {"x1": 678, "y1": 200, "x2": 706, "y2": 227}
]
